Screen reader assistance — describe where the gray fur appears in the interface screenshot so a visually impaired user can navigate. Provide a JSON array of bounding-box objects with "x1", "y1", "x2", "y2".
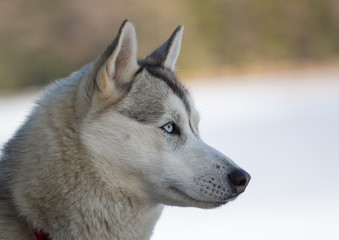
[
  {"x1": 118, "y1": 70, "x2": 167, "y2": 124},
  {"x1": 141, "y1": 64, "x2": 191, "y2": 114},
  {"x1": 118, "y1": 66, "x2": 190, "y2": 124},
  {"x1": 0, "y1": 20, "x2": 250, "y2": 240}
]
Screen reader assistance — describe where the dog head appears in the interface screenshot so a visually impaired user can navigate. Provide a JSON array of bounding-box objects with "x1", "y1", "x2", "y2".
[{"x1": 80, "y1": 20, "x2": 250, "y2": 209}]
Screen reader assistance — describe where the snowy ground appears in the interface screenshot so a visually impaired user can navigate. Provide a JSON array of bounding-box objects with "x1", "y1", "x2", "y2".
[{"x1": 1, "y1": 67, "x2": 339, "y2": 239}]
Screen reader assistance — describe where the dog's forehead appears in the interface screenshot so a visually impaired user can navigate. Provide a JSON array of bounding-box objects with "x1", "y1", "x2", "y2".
[
  {"x1": 142, "y1": 66, "x2": 191, "y2": 114},
  {"x1": 117, "y1": 67, "x2": 193, "y2": 124}
]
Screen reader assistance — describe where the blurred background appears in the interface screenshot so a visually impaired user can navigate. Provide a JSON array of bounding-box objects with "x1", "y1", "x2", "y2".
[
  {"x1": 0, "y1": 0, "x2": 338, "y2": 239},
  {"x1": 1, "y1": 0, "x2": 339, "y2": 89}
]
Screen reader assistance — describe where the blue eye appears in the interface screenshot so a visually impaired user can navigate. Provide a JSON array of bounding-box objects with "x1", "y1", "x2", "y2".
[
  {"x1": 162, "y1": 122, "x2": 180, "y2": 134},
  {"x1": 163, "y1": 123, "x2": 173, "y2": 133}
]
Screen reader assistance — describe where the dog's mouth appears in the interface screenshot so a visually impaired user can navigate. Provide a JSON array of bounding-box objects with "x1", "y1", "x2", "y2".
[{"x1": 168, "y1": 186, "x2": 238, "y2": 208}]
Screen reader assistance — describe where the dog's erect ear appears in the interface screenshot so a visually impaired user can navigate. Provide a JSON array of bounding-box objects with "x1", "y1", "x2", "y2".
[
  {"x1": 96, "y1": 20, "x2": 139, "y2": 99},
  {"x1": 144, "y1": 25, "x2": 184, "y2": 71}
]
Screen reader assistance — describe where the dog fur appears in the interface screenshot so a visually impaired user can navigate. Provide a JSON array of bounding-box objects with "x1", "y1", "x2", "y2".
[{"x1": 0, "y1": 20, "x2": 250, "y2": 240}]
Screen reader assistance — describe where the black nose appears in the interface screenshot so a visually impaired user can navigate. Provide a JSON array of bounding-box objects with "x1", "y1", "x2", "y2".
[{"x1": 229, "y1": 169, "x2": 251, "y2": 193}]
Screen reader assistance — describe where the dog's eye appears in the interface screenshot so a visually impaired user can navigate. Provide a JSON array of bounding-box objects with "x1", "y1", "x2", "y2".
[{"x1": 162, "y1": 122, "x2": 180, "y2": 134}]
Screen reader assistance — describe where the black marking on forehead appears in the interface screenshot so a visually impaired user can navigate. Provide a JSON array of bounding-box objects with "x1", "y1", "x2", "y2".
[{"x1": 139, "y1": 62, "x2": 191, "y2": 115}]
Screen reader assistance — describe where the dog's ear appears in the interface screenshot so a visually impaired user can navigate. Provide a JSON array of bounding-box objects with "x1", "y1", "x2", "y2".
[
  {"x1": 144, "y1": 25, "x2": 184, "y2": 71},
  {"x1": 95, "y1": 20, "x2": 139, "y2": 99}
]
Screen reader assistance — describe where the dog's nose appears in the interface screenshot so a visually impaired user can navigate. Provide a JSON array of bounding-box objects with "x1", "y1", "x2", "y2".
[{"x1": 229, "y1": 169, "x2": 251, "y2": 193}]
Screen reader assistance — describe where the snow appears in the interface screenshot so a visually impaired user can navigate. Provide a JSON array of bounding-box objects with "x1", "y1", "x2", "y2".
[{"x1": 1, "y1": 67, "x2": 338, "y2": 239}]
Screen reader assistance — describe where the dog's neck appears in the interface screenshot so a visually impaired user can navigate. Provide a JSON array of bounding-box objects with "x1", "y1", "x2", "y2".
[
  {"x1": 31, "y1": 178, "x2": 163, "y2": 239},
  {"x1": 71, "y1": 189, "x2": 163, "y2": 239},
  {"x1": 57, "y1": 152, "x2": 164, "y2": 239},
  {"x1": 80, "y1": 163, "x2": 164, "y2": 239}
]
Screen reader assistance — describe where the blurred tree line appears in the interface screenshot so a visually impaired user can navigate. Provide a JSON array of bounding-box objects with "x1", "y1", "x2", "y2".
[{"x1": 0, "y1": 0, "x2": 338, "y2": 89}]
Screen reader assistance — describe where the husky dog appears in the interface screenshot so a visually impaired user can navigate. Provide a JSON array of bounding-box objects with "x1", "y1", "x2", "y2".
[{"x1": 0, "y1": 20, "x2": 250, "y2": 240}]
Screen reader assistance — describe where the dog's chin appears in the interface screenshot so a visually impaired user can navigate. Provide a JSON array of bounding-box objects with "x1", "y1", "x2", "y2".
[{"x1": 166, "y1": 187, "x2": 238, "y2": 209}]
